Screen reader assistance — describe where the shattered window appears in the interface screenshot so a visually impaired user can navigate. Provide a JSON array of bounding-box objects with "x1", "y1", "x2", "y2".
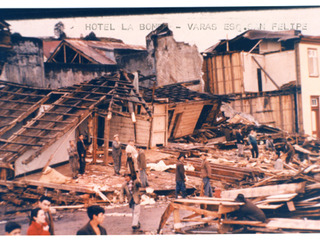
[{"x1": 308, "y1": 48, "x2": 319, "y2": 77}]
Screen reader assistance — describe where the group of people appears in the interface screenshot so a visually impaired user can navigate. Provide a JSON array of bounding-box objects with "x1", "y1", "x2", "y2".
[
  {"x1": 236, "y1": 128, "x2": 296, "y2": 168},
  {"x1": 67, "y1": 134, "x2": 87, "y2": 179}
]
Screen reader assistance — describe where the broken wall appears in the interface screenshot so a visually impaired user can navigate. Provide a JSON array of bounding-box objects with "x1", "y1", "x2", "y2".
[
  {"x1": 115, "y1": 51, "x2": 155, "y2": 88},
  {"x1": 0, "y1": 37, "x2": 45, "y2": 87},
  {"x1": 242, "y1": 51, "x2": 296, "y2": 92},
  {"x1": 154, "y1": 36, "x2": 204, "y2": 91},
  {"x1": 44, "y1": 63, "x2": 117, "y2": 88}
]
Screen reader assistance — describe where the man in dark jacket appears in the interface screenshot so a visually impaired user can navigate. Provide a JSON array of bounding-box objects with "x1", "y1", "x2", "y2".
[
  {"x1": 284, "y1": 140, "x2": 295, "y2": 164},
  {"x1": 38, "y1": 195, "x2": 54, "y2": 235},
  {"x1": 76, "y1": 205, "x2": 107, "y2": 235},
  {"x1": 175, "y1": 153, "x2": 187, "y2": 199},
  {"x1": 120, "y1": 173, "x2": 142, "y2": 230},
  {"x1": 200, "y1": 153, "x2": 213, "y2": 197},
  {"x1": 112, "y1": 134, "x2": 122, "y2": 176},
  {"x1": 233, "y1": 194, "x2": 267, "y2": 222},
  {"x1": 77, "y1": 134, "x2": 86, "y2": 175},
  {"x1": 137, "y1": 147, "x2": 148, "y2": 187}
]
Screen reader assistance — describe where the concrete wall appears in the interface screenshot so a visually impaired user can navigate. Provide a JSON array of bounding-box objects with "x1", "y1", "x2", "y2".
[
  {"x1": 299, "y1": 42, "x2": 320, "y2": 137},
  {"x1": 44, "y1": 63, "x2": 117, "y2": 88},
  {"x1": 0, "y1": 37, "x2": 45, "y2": 87},
  {"x1": 151, "y1": 35, "x2": 204, "y2": 92},
  {"x1": 242, "y1": 51, "x2": 296, "y2": 92},
  {"x1": 116, "y1": 51, "x2": 155, "y2": 88}
]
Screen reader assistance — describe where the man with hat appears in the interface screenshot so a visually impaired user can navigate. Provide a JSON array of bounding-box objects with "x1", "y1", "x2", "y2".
[
  {"x1": 175, "y1": 153, "x2": 187, "y2": 199},
  {"x1": 112, "y1": 134, "x2": 122, "y2": 176},
  {"x1": 233, "y1": 193, "x2": 267, "y2": 222},
  {"x1": 200, "y1": 153, "x2": 213, "y2": 197}
]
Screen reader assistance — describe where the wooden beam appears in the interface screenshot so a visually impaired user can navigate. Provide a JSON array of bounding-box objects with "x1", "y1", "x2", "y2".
[
  {"x1": 221, "y1": 182, "x2": 306, "y2": 199},
  {"x1": 92, "y1": 113, "x2": 97, "y2": 164},
  {"x1": 104, "y1": 117, "x2": 110, "y2": 166},
  {"x1": 252, "y1": 56, "x2": 280, "y2": 89},
  {"x1": 157, "y1": 202, "x2": 175, "y2": 234}
]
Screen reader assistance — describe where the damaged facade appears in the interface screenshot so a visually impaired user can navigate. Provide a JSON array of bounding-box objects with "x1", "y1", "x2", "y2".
[{"x1": 202, "y1": 30, "x2": 320, "y2": 138}]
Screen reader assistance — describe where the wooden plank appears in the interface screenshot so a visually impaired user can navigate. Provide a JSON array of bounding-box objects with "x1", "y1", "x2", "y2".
[
  {"x1": 174, "y1": 199, "x2": 244, "y2": 206},
  {"x1": 221, "y1": 182, "x2": 306, "y2": 199},
  {"x1": 256, "y1": 204, "x2": 284, "y2": 209},
  {"x1": 157, "y1": 202, "x2": 175, "y2": 234},
  {"x1": 266, "y1": 218, "x2": 320, "y2": 230},
  {"x1": 0, "y1": 180, "x2": 96, "y2": 194}
]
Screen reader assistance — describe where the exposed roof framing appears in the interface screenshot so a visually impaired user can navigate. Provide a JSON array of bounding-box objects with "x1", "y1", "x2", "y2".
[
  {"x1": 46, "y1": 39, "x2": 116, "y2": 65},
  {"x1": 0, "y1": 71, "x2": 152, "y2": 166},
  {"x1": 0, "y1": 80, "x2": 52, "y2": 137},
  {"x1": 140, "y1": 80, "x2": 232, "y2": 103}
]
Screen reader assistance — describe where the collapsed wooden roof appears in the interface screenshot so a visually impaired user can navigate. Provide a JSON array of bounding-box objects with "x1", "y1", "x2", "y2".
[
  {"x1": 140, "y1": 80, "x2": 233, "y2": 103},
  {"x1": 0, "y1": 71, "x2": 152, "y2": 168}
]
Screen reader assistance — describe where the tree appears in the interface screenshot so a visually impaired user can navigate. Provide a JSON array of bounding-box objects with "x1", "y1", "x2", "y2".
[{"x1": 54, "y1": 21, "x2": 67, "y2": 40}]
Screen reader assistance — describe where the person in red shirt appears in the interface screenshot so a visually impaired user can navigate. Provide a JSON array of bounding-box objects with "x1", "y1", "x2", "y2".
[{"x1": 27, "y1": 208, "x2": 50, "y2": 235}]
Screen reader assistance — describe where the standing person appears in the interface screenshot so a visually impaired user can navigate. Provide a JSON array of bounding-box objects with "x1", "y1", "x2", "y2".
[
  {"x1": 125, "y1": 139, "x2": 138, "y2": 174},
  {"x1": 265, "y1": 135, "x2": 275, "y2": 151},
  {"x1": 26, "y1": 208, "x2": 50, "y2": 235},
  {"x1": 200, "y1": 153, "x2": 213, "y2": 197},
  {"x1": 236, "y1": 128, "x2": 245, "y2": 157},
  {"x1": 284, "y1": 139, "x2": 295, "y2": 164},
  {"x1": 274, "y1": 152, "x2": 283, "y2": 170},
  {"x1": 175, "y1": 153, "x2": 187, "y2": 199},
  {"x1": 120, "y1": 173, "x2": 142, "y2": 230},
  {"x1": 112, "y1": 134, "x2": 122, "y2": 176},
  {"x1": 67, "y1": 140, "x2": 79, "y2": 179},
  {"x1": 5, "y1": 222, "x2": 21, "y2": 236},
  {"x1": 248, "y1": 129, "x2": 259, "y2": 158},
  {"x1": 76, "y1": 205, "x2": 107, "y2": 235},
  {"x1": 137, "y1": 147, "x2": 149, "y2": 187},
  {"x1": 77, "y1": 134, "x2": 87, "y2": 175},
  {"x1": 38, "y1": 195, "x2": 54, "y2": 235}
]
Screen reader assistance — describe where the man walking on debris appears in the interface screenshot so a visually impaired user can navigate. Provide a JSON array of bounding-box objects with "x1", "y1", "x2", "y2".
[
  {"x1": 120, "y1": 173, "x2": 142, "y2": 230},
  {"x1": 236, "y1": 128, "x2": 244, "y2": 157},
  {"x1": 112, "y1": 134, "x2": 122, "y2": 176},
  {"x1": 67, "y1": 140, "x2": 79, "y2": 179},
  {"x1": 274, "y1": 152, "x2": 283, "y2": 170},
  {"x1": 200, "y1": 153, "x2": 213, "y2": 197},
  {"x1": 284, "y1": 139, "x2": 295, "y2": 164},
  {"x1": 76, "y1": 205, "x2": 107, "y2": 235},
  {"x1": 175, "y1": 153, "x2": 187, "y2": 199},
  {"x1": 248, "y1": 129, "x2": 259, "y2": 158},
  {"x1": 137, "y1": 147, "x2": 149, "y2": 188},
  {"x1": 77, "y1": 134, "x2": 87, "y2": 175},
  {"x1": 233, "y1": 193, "x2": 267, "y2": 222},
  {"x1": 38, "y1": 196, "x2": 54, "y2": 235}
]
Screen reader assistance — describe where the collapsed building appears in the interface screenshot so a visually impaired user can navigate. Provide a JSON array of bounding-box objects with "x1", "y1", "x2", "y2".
[{"x1": 202, "y1": 29, "x2": 320, "y2": 139}]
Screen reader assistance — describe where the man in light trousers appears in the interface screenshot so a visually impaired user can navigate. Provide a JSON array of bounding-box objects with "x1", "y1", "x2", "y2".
[{"x1": 120, "y1": 173, "x2": 142, "y2": 230}]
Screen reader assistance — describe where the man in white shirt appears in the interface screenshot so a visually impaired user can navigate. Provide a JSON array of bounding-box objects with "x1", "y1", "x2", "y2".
[{"x1": 125, "y1": 139, "x2": 138, "y2": 175}]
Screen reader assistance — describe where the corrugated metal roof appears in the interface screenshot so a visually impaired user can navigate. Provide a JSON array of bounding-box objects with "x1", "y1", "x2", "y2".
[
  {"x1": 64, "y1": 39, "x2": 116, "y2": 65},
  {"x1": 86, "y1": 40, "x2": 146, "y2": 51},
  {"x1": 43, "y1": 40, "x2": 61, "y2": 59}
]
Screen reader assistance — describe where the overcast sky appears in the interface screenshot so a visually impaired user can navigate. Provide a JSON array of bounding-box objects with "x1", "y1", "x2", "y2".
[{"x1": 6, "y1": 7, "x2": 320, "y2": 52}]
